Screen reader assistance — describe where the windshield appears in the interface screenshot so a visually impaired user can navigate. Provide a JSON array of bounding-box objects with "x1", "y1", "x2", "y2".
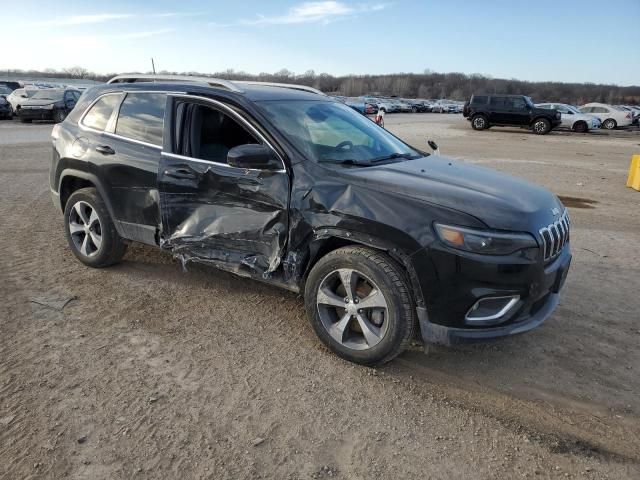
[
  {"x1": 31, "y1": 90, "x2": 63, "y2": 101},
  {"x1": 564, "y1": 104, "x2": 582, "y2": 114},
  {"x1": 258, "y1": 100, "x2": 421, "y2": 165},
  {"x1": 524, "y1": 96, "x2": 535, "y2": 108}
]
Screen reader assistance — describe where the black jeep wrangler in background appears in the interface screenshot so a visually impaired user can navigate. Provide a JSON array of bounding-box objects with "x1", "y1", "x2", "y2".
[
  {"x1": 50, "y1": 75, "x2": 571, "y2": 365},
  {"x1": 463, "y1": 94, "x2": 562, "y2": 134}
]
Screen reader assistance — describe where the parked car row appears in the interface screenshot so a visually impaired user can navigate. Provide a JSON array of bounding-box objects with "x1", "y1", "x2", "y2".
[
  {"x1": 0, "y1": 82, "x2": 83, "y2": 123},
  {"x1": 463, "y1": 93, "x2": 638, "y2": 134}
]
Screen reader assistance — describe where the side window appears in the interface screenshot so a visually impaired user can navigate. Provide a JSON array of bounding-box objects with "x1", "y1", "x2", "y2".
[
  {"x1": 179, "y1": 103, "x2": 259, "y2": 164},
  {"x1": 115, "y1": 93, "x2": 166, "y2": 146},
  {"x1": 490, "y1": 96, "x2": 506, "y2": 107},
  {"x1": 471, "y1": 95, "x2": 488, "y2": 105},
  {"x1": 510, "y1": 97, "x2": 527, "y2": 109},
  {"x1": 81, "y1": 94, "x2": 121, "y2": 131}
]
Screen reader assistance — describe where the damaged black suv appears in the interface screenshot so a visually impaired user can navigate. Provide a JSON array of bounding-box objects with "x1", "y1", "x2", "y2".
[{"x1": 50, "y1": 75, "x2": 572, "y2": 365}]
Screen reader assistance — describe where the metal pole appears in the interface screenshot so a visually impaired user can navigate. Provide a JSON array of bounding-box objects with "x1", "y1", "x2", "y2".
[{"x1": 151, "y1": 58, "x2": 156, "y2": 74}]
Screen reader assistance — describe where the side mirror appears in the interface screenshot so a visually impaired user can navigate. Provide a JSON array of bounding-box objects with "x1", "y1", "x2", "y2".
[
  {"x1": 427, "y1": 140, "x2": 439, "y2": 153},
  {"x1": 20, "y1": 94, "x2": 28, "y2": 98},
  {"x1": 227, "y1": 144, "x2": 280, "y2": 170}
]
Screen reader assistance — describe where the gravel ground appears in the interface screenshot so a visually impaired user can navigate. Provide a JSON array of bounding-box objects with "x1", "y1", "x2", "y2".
[{"x1": 0, "y1": 115, "x2": 639, "y2": 479}]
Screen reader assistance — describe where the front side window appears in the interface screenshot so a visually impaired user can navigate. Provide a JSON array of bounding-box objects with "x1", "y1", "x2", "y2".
[
  {"x1": 82, "y1": 94, "x2": 121, "y2": 131},
  {"x1": 509, "y1": 97, "x2": 527, "y2": 109},
  {"x1": 176, "y1": 103, "x2": 259, "y2": 164},
  {"x1": 258, "y1": 100, "x2": 420, "y2": 165},
  {"x1": 115, "y1": 93, "x2": 166, "y2": 146}
]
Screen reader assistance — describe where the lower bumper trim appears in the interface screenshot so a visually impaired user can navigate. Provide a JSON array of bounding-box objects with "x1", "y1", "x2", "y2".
[{"x1": 417, "y1": 293, "x2": 560, "y2": 347}]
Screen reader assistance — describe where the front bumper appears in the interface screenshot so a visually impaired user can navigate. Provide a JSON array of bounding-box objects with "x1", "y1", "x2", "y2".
[{"x1": 415, "y1": 244, "x2": 571, "y2": 346}]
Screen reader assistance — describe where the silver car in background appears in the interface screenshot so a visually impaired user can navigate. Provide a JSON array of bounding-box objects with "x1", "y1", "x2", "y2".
[{"x1": 536, "y1": 103, "x2": 600, "y2": 133}]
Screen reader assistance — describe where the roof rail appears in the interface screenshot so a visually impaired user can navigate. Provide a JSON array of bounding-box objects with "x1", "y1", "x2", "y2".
[
  {"x1": 106, "y1": 74, "x2": 327, "y2": 96},
  {"x1": 236, "y1": 81, "x2": 326, "y2": 96},
  {"x1": 106, "y1": 74, "x2": 243, "y2": 93}
]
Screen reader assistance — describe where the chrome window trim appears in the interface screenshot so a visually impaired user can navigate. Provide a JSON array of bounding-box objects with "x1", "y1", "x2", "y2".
[
  {"x1": 166, "y1": 93, "x2": 287, "y2": 172},
  {"x1": 161, "y1": 151, "x2": 286, "y2": 174},
  {"x1": 104, "y1": 131, "x2": 162, "y2": 150}
]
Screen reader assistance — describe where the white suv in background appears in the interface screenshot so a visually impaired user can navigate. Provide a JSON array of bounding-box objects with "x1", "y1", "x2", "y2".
[
  {"x1": 5, "y1": 88, "x2": 38, "y2": 113},
  {"x1": 579, "y1": 103, "x2": 633, "y2": 130},
  {"x1": 536, "y1": 103, "x2": 600, "y2": 133}
]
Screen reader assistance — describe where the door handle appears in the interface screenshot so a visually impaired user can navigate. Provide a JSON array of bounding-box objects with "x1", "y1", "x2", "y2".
[
  {"x1": 95, "y1": 145, "x2": 115, "y2": 155},
  {"x1": 164, "y1": 167, "x2": 196, "y2": 180}
]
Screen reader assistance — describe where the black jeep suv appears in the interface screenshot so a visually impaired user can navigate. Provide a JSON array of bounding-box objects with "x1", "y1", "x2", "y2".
[
  {"x1": 50, "y1": 75, "x2": 572, "y2": 365},
  {"x1": 463, "y1": 94, "x2": 562, "y2": 134}
]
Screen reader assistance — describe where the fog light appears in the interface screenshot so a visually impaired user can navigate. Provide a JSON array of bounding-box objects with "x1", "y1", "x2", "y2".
[{"x1": 465, "y1": 295, "x2": 520, "y2": 325}]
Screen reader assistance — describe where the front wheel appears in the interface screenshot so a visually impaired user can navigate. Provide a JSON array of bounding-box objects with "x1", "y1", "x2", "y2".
[
  {"x1": 305, "y1": 246, "x2": 416, "y2": 366},
  {"x1": 63, "y1": 187, "x2": 127, "y2": 268},
  {"x1": 573, "y1": 121, "x2": 588, "y2": 133},
  {"x1": 602, "y1": 118, "x2": 617, "y2": 130},
  {"x1": 532, "y1": 118, "x2": 551, "y2": 135},
  {"x1": 471, "y1": 115, "x2": 488, "y2": 130}
]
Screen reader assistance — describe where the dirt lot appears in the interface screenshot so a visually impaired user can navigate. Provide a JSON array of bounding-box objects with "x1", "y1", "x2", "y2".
[{"x1": 1, "y1": 115, "x2": 639, "y2": 479}]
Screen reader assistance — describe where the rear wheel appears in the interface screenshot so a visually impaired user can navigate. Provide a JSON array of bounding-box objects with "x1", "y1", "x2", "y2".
[
  {"x1": 63, "y1": 187, "x2": 127, "y2": 268},
  {"x1": 532, "y1": 118, "x2": 551, "y2": 135},
  {"x1": 471, "y1": 115, "x2": 488, "y2": 130},
  {"x1": 573, "y1": 121, "x2": 588, "y2": 133},
  {"x1": 305, "y1": 246, "x2": 416, "y2": 366},
  {"x1": 602, "y1": 118, "x2": 617, "y2": 130},
  {"x1": 411, "y1": 106, "x2": 418, "y2": 113}
]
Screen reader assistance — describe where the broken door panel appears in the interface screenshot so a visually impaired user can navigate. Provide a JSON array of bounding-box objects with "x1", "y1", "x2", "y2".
[{"x1": 158, "y1": 153, "x2": 289, "y2": 276}]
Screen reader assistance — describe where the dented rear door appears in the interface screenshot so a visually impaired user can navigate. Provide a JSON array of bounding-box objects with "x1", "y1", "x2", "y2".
[{"x1": 157, "y1": 95, "x2": 290, "y2": 276}]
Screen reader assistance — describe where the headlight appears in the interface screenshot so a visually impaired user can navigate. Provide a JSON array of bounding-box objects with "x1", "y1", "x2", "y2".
[{"x1": 434, "y1": 223, "x2": 538, "y2": 255}]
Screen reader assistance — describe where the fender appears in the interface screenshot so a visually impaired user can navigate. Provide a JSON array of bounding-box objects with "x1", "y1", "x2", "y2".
[{"x1": 57, "y1": 168, "x2": 126, "y2": 239}]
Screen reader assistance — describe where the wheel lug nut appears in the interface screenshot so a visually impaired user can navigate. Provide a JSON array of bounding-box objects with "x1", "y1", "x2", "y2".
[{"x1": 354, "y1": 299, "x2": 359, "y2": 304}]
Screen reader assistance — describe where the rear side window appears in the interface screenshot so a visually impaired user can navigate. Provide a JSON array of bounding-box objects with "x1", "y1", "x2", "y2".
[
  {"x1": 490, "y1": 96, "x2": 507, "y2": 107},
  {"x1": 82, "y1": 94, "x2": 121, "y2": 131},
  {"x1": 115, "y1": 93, "x2": 166, "y2": 146},
  {"x1": 471, "y1": 95, "x2": 488, "y2": 105}
]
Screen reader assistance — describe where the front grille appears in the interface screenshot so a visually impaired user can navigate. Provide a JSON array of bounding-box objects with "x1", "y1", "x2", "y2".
[{"x1": 539, "y1": 210, "x2": 570, "y2": 261}]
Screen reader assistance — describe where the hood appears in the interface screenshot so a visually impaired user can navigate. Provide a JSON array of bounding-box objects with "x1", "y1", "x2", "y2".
[
  {"x1": 339, "y1": 155, "x2": 563, "y2": 232},
  {"x1": 21, "y1": 98, "x2": 60, "y2": 107}
]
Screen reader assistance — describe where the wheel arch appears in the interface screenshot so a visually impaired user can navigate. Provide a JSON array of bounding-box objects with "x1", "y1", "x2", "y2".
[
  {"x1": 300, "y1": 228, "x2": 427, "y2": 310},
  {"x1": 58, "y1": 170, "x2": 124, "y2": 238},
  {"x1": 529, "y1": 115, "x2": 552, "y2": 127}
]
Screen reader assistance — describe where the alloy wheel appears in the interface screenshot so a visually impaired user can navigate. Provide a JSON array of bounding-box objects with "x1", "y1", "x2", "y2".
[
  {"x1": 68, "y1": 201, "x2": 102, "y2": 257},
  {"x1": 316, "y1": 268, "x2": 389, "y2": 350},
  {"x1": 473, "y1": 117, "x2": 486, "y2": 129},
  {"x1": 534, "y1": 121, "x2": 547, "y2": 133}
]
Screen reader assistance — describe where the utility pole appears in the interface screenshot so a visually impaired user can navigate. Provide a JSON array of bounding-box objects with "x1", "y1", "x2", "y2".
[{"x1": 151, "y1": 58, "x2": 156, "y2": 74}]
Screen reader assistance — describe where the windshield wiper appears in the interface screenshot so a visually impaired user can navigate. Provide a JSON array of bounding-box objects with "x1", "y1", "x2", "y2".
[
  {"x1": 318, "y1": 158, "x2": 373, "y2": 166},
  {"x1": 370, "y1": 152, "x2": 418, "y2": 163}
]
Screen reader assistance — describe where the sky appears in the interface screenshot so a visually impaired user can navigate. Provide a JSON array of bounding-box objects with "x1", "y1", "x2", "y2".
[{"x1": 2, "y1": 0, "x2": 639, "y2": 86}]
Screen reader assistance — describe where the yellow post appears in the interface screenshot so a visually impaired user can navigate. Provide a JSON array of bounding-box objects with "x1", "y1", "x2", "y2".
[{"x1": 627, "y1": 155, "x2": 640, "y2": 191}]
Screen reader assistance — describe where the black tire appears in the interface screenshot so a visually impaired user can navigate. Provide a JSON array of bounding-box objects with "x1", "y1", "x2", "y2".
[
  {"x1": 305, "y1": 246, "x2": 416, "y2": 366},
  {"x1": 532, "y1": 118, "x2": 551, "y2": 135},
  {"x1": 471, "y1": 115, "x2": 488, "y2": 130},
  {"x1": 53, "y1": 109, "x2": 67, "y2": 123},
  {"x1": 411, "y1": 106, "x2": 418, "y2": 113},
  {"x1": 573, "y1": 121, "x2": 588, "y2": 133},
  {"x1": 63, "y1": 187, "x2": 127, "y2": 268},
  {"x1": 19, "y1": 118, "x2": 32, "y2": 123},
  {"x1": 602, "y1": 118, "x2": 617, "y2": 130}
]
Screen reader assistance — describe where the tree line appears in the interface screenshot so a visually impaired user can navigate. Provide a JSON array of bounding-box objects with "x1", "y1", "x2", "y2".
[{"x1": 3, "y1": 67, "x2": 639, "y2": 105}]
